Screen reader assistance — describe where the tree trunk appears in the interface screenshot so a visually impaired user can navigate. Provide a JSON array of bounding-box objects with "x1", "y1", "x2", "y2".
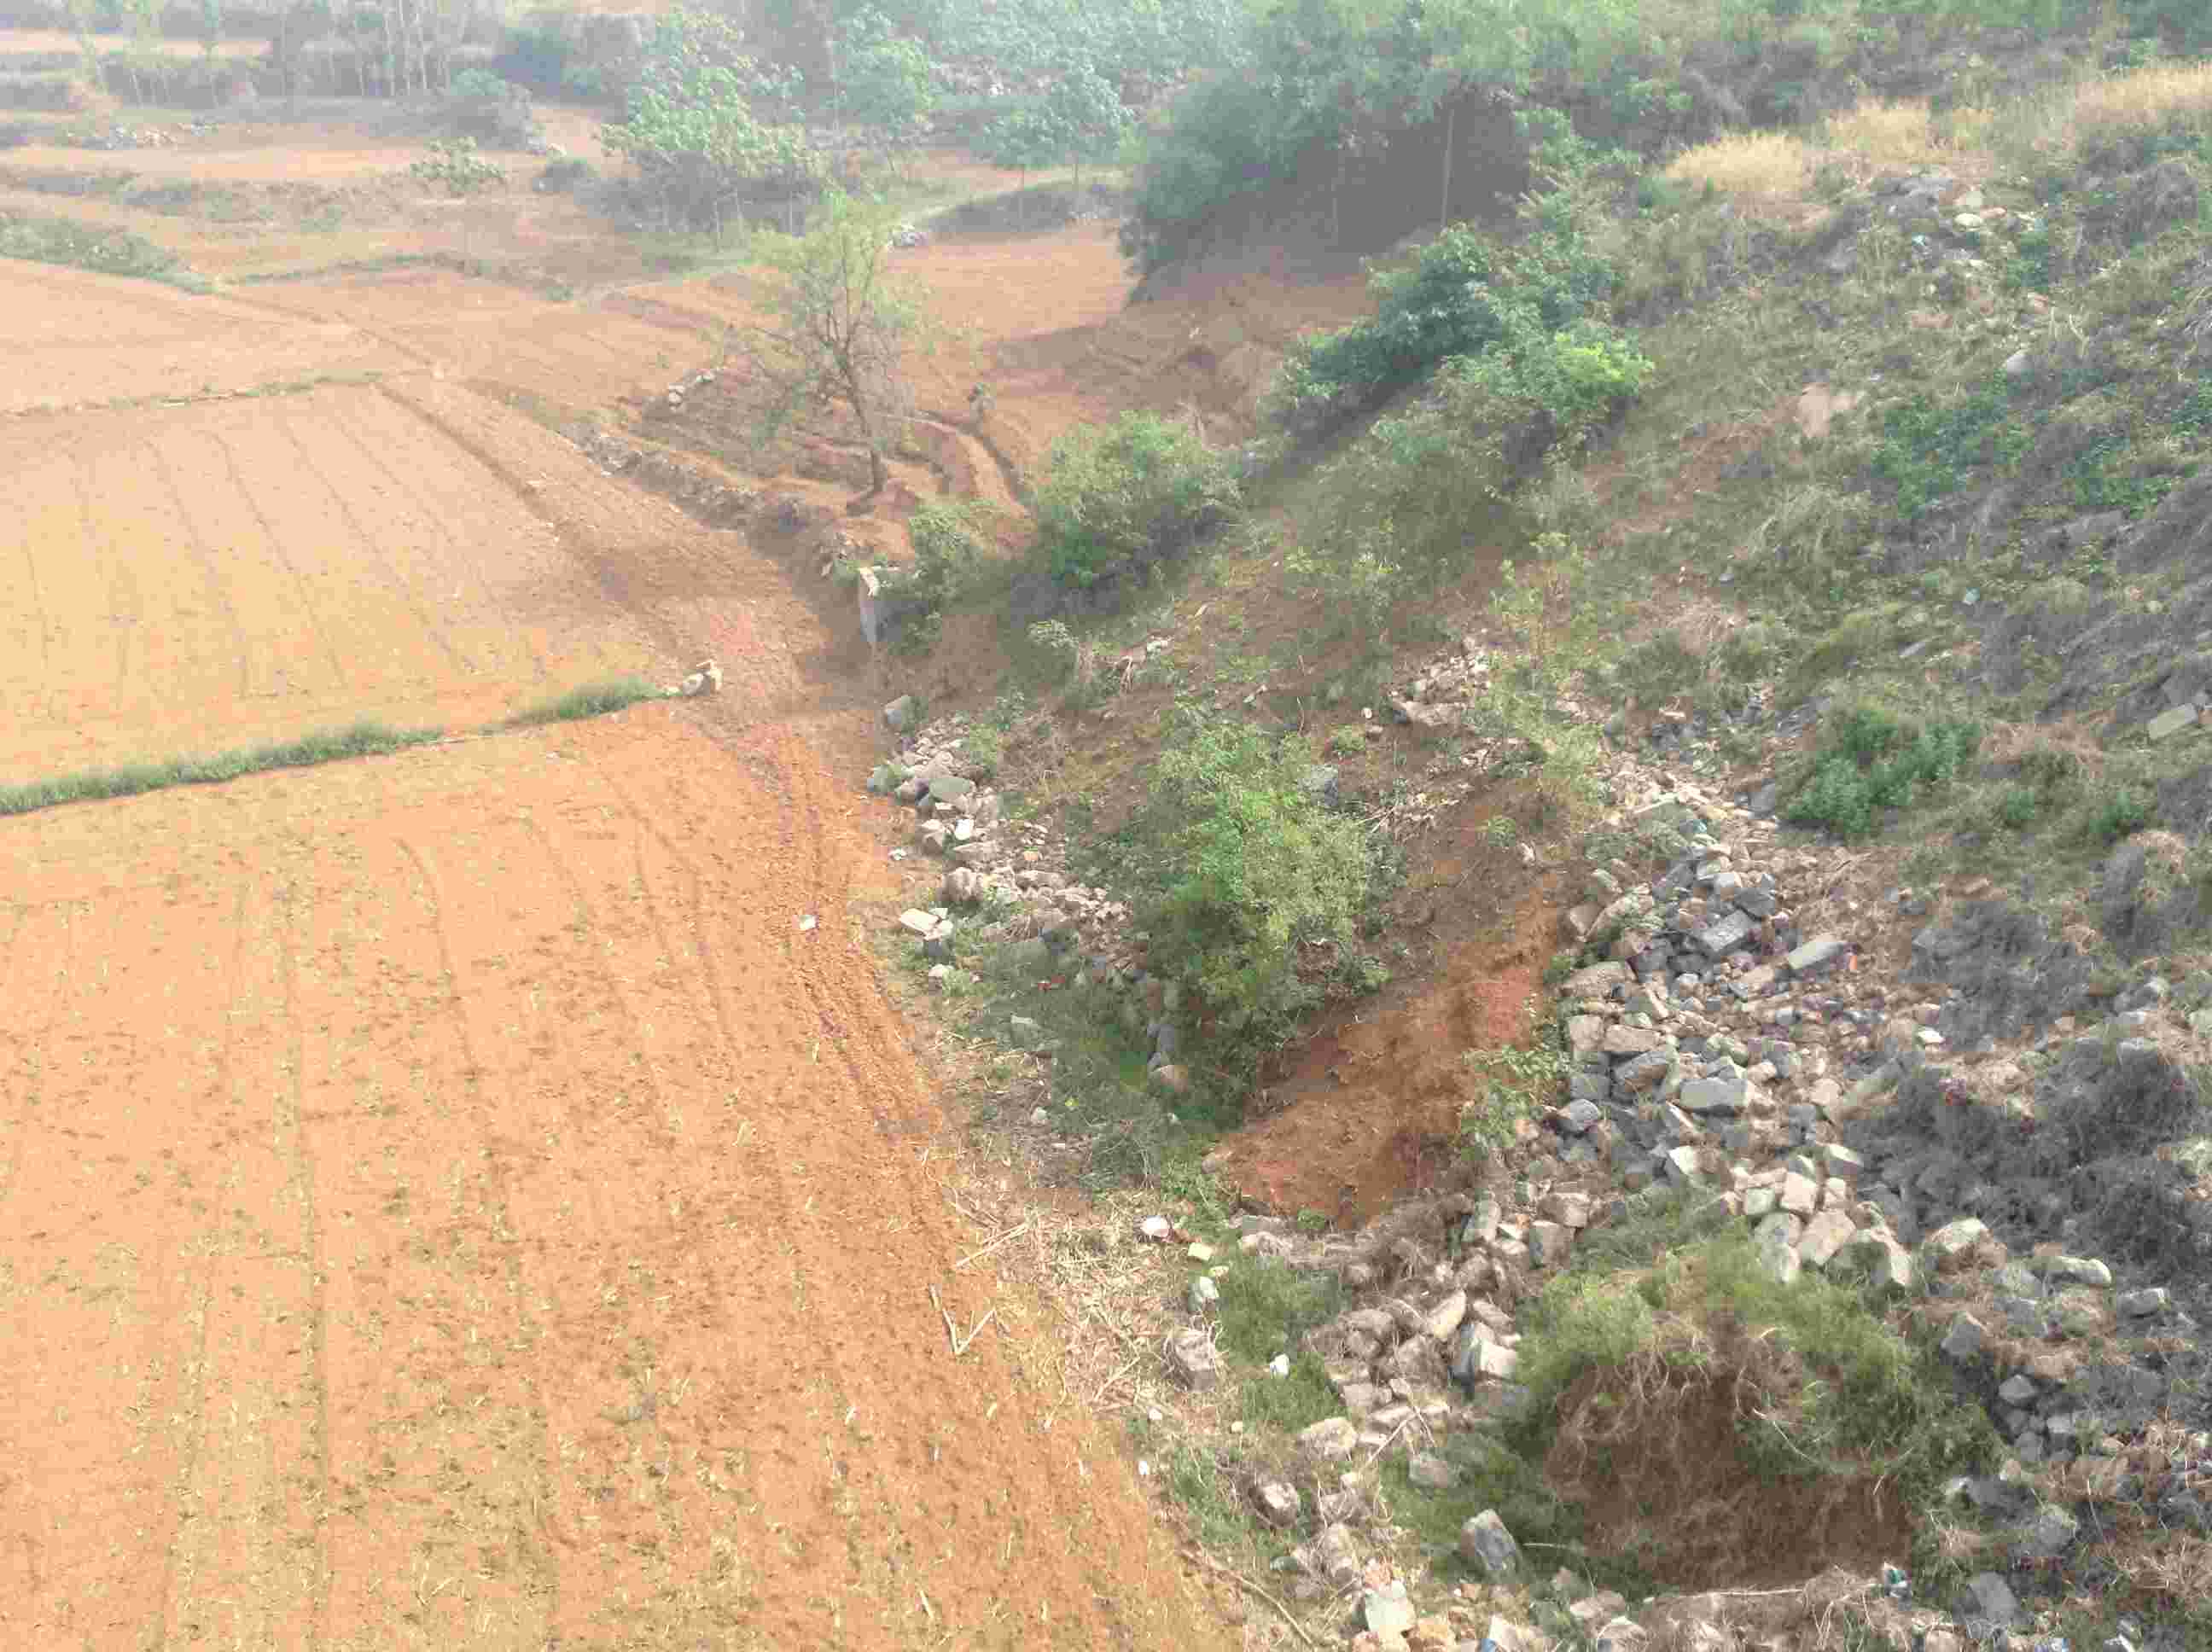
[{"x1": 1440, "y1": 99, "x2": 1454, "y2": 234}]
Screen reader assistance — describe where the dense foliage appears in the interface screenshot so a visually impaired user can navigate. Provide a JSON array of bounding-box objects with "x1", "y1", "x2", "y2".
[
  {"x1": 1141, "y1": 714, "x2": 1372, "y2": 1047},
  {"x1": 1032, "y1": 411, "x2": 1242, "y2": 595},
  {"x1": 1268, "y1": 207, "x2": 1623, "y2": 438},
  {"x1": 1121, "y1": 0, "x2": 2180, "y2": 277},
  {"x1": 599, "y1": 8, "x2": 822, "y2": 230}
]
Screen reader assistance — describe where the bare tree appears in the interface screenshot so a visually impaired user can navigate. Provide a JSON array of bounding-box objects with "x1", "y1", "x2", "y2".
[{"x1": 730, "y1": 194, "x2": 930, "y2": 498}]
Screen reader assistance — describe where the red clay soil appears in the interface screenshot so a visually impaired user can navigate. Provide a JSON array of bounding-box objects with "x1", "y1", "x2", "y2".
[
  {"x1": 0, "y1": 376, "x2": 670, "y2": 773},
  {"x1": 0, "y1": 254, "x2": 1231, "y2": 1649},
  {"x1": 1216, "y1": 808, "x2": 1569, "y2": 1227},
  {"x1": 0, "y1": 259, "x2": 401, "y2": 412},
  {"x1": 0, "y1": 717, "x2": 1221, "y2": 1649}
]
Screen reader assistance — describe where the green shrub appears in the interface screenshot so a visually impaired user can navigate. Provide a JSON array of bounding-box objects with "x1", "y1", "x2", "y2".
[
  {"x1": 0, "y1": 207, "x2": 204, "y2": 290},
  {"x1": 1141, "y1": 713, "x2": 1371, "y2": 1048},
  {"x1": 1784, "y1": 706, "x2": 1982, "y2": 838},
  {"x1": 1033, "y1": 412, "x2": 1240, "y2": 596},
  {"x1": 2085, "y1": 786, "x2": 2154, "y2": 845},
  {"x1": 883, "y1": 497, "x2": 990, "y2": 655},
  {"x1": 1870, "y1": 379, "x2": 2030, "y2": 521},
  {"x1": 1284, "y1": 316, "x2": 1647, "y2": 625},
  {"x1": 409, "y1": 137, "x2": 506, "y2": 195},
  {"x1": 1269, "y1": 220, "x2": 1622, "y2": 439}
]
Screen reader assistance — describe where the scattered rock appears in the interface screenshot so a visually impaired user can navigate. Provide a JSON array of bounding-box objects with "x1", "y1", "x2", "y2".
[
  {"x1": 1165, "y1": 1329, "x2": 1221, "y2": 1391},
  {"x1": 1458, "y1": 1509, "x2": 1521, "y2": 1578}
]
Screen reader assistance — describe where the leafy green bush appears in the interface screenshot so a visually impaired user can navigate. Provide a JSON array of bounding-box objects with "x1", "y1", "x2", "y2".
[
  {"x1": 1269, "y1": 220, "x2": 1622, "y2": 439},
  {"x1": 1784, "y1": 706, "x2": 1982, "y2": 838},
  {"x1": 1033, "y1": 412, "x2": 1239, "y2": 596},
  {"x1": 1141, "y1": 713, "x2": 1371, "y2": 1048},
  {"x1": 0, "y1": 207, "x2": 205, "y2": 289},
  {"x1": 885, "y1": 497, "x2": 989, "y2": 655},
  {"x1": 450, "y1": 67, "x2": 517, "y2": 102},
  {"x1": 1458, "y1": 1041, "x2": 1569, "y2": 1163},
  {"x1": 409, "y1": 137, "x2": 506, "y2": 195},
  {"x1": 1870, "y1": 379, "x2": 2030, "y2": 521},
  {"x1": 598, "y1": 7, "x2": 823, "y2": 230},
  {"x1": 2084, "y1": 785, "x2": 2154, "y2": 845},
  {"x1": 1284, "y1": 307, "x2": 1647, "y2": 624}
]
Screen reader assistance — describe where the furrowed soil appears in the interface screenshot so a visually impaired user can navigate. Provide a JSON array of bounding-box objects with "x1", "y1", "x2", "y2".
[
  {"x1": 0, "y1": 125, "x2": 1241, "y2": 1644},
  {"x1": 2, "y1": 716, "x2": 1211, "y2": 1649}
]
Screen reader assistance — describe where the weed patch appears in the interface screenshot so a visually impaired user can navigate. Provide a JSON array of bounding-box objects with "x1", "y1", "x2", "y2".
[
  {"x1": 504, "y1": 677, "x2": 665, "y2": 726},
  {"x1": 0, "y1": 722, "x2": 442, "y2": 818},
  {"x1": 1784, "y1": 705, "x2": 1982, "y2": 839},
  {"x1": 1213, "y1": 1256, "x2": 1342, "y2": 1364},
  {"x1": 1870, "y1": 378, "x2": 2032, "y2": 521},
  {"x1": 1236, "y1": 1352, "x2": 1341, "y2": 1434},
  {"x1": 1509, "y1": 1230, "x2": 1994, "y2": 1591},
  {"x1": 0, "y1": 207, "x2": 206, "y2": 291},
  {"x1": 1458, "y1": 1039, "x2": 1570, "y2": 1165}
]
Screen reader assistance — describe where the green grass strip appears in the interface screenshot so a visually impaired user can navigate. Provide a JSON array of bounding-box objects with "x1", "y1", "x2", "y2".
[
  {"x1": 0, "y1": 720, "x2": 443, "y2": 818},
  {"x1": 0, "y1": 207, "x2": 210, "y2": 293},
  {"x1": 503, "y1": 677, "x2": 666, "y2": 728}
]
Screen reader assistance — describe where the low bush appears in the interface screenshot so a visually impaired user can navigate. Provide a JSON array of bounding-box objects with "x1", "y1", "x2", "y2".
[
  {"x1": 1138, "y1": 713, "x2": 1371, "y2": 1052},
  {"x1": 409, "y1": 137, "x2": 505, "y2": 195},
  {"x1": 534, "y1": 155, "x2": 596, "y2": 195},
  {"x1": 445, "y1": 68, "x2": 538, "y2": 148},
  {"x1": 884, "y1": 497, "x2": 990, "y2": 655},
  {"x1": 1284, "y1": 315, "x2": 1649, "y2": 626},
  {"x1": 505, "y1": 677, "x2": 663, "y2": 725},
  {"x1": 1268, "y1": 218, "x2": 1623, "y2": 441},
  {"x1": 1784, "y1": 705, "x2": 1982, "y2": 838},
  {"x1": 1033, "y1": 412, "x2": 1239, "y2": 598},
  {"x1": 0, "y1": 207, "x2": 204, "y2": 289}
]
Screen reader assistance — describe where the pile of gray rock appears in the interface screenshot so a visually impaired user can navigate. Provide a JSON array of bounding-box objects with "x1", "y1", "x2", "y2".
[
  {"x1": 870, "y1": 702, "x2": 1200, "y2": 1078},
  {"x1": 1150, "y1": 771, "x2": 2204, "y2": 1649}
]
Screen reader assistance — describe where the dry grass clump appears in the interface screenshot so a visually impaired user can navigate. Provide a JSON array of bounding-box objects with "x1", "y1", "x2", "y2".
[
  {"x1": 1996, "y1": 58, "x2": 2212, "y2": 168},
  {"x1": 2070, "y1": 58, "x2": 2212, "y2": 147},
  {"x1": 1823, "y1": 97, "x2": 1995, "y2": 172},
  {"x1": 1664, "y1": 131, "x2": 1815, "y2": 201}
]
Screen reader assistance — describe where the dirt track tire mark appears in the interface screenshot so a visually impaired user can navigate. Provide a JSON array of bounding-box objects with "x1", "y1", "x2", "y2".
[
  {"x1": 392, "y1": 833, "x2": 562, "y2": 1637},
  {"x1": 272, "y1": 397, "x2": 470, "y2": 677},
  {"x1": 269, "y1": 879, "x2": 335, "y2": 1649},
  {"x1": 149, "y1": 440, "x2": 252, "y2": 702},
  {"x1": 145, "y1": 883, "x2": 248, "y2": 1652},
  {"x1": 371, "y1": 381, "x2": 699, "y2": 667},
  {"x1": 212, "y1": 427, "x2": 351, "y2": 691},
  {"x1": 322, "y1": 392, "x2": 556, "y2": 687}
]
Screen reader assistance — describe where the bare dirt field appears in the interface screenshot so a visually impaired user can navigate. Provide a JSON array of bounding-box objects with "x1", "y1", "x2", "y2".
[
  {"x1": 0, "y1": 259, "x2": 398, "y2": 410},
  {"x1": 0, "y1": 372, "x2": 678, "y2": 772},
  {"x1": 0, "y1": 713, "x2": 1218, "y2": 1649},
  {"x1": 0, "y1": 74, "x2": 1400, "y2": 1647}
]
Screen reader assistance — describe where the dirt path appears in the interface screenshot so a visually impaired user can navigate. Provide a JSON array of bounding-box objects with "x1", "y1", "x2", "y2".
[{"x1": 0, "y1": 256, "x2": 1228, "y2": 1651}]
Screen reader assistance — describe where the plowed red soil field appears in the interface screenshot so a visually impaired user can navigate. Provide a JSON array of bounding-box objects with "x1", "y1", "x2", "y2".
[
  {"x1": 0, "y1": 260, "x2": 399, "y2": 412},
  {"x1": 1, "y1": 716, "x2": 1214, "y2": 1649},
  {"x1": 0, "y1": 245, "x2": 1228, "y2": 1648}
]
